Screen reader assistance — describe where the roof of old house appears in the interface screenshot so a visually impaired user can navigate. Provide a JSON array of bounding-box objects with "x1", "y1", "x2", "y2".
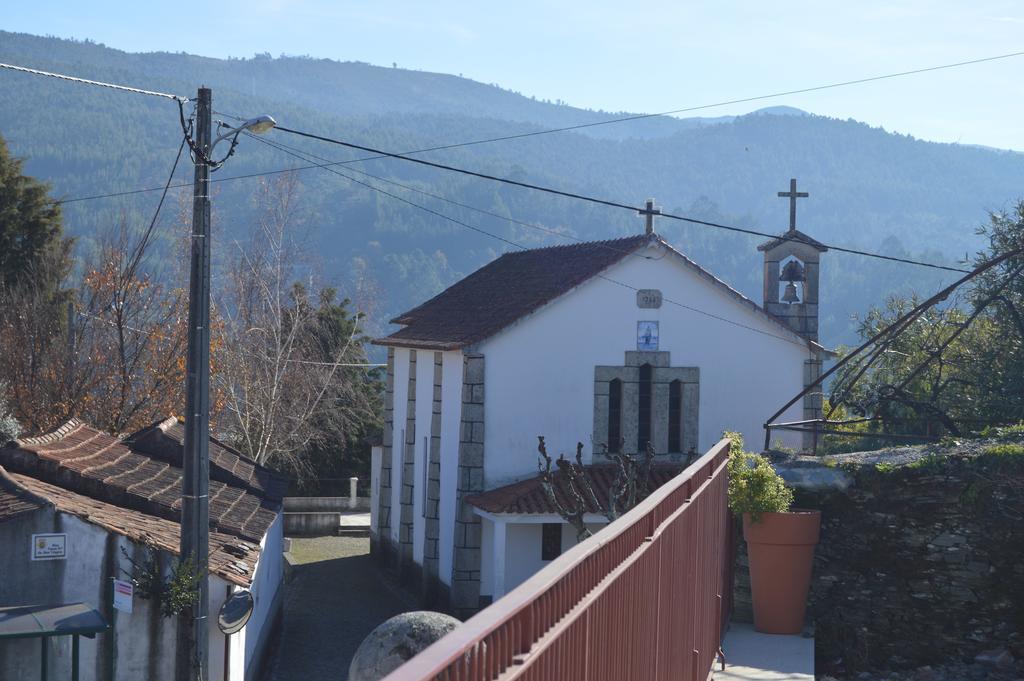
[
  {"x1": 0, "y1": 468, "x2": 46, "y2": 522},
  {"x1": 374, "y1": 232, "x2": 826, "y2": 352},
  {"x1": 0, "y1": 467, "x2": 260, "y2": 586},
  {"x1": 0, "y1": 419, "x2": 280, "y2": 544},
  {"x1": 127, "y1": 417, "x2": 287, "y2": 500},
  {"x1": 465, "y1": 463, "x2": 683, "y2": 515}
]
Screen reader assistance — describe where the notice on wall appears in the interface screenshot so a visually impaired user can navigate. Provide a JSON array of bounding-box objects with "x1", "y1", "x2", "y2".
[
  {"x1": 30, "y1": 533, "x2": 67, "y2": 561},
  {"x1": 113, "y1": 579, "x2": 134, "y2": 614}
]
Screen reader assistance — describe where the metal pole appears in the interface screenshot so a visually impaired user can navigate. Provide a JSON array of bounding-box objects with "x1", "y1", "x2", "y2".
[
  {"x1": 180, "y1": 85, "x2": 211, "y2": 681},
  {"x1": 72, "y1": 634, "x2": 79, "y2": 681}
]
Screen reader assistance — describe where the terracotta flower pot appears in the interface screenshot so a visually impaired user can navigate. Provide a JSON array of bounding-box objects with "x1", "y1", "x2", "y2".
[{"x1": 743, "y1": 509, "x2": 821, "y2": 635}]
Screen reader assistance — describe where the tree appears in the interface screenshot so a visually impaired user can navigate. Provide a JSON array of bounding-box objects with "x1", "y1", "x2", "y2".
[
  {"x1": 0, "y1": 135, "x2": 68, "y2": 289},
  {"x1": 0, "y1": 381, "x2": 20, "y2": 443},
  {"x1": 827, "y1": 200, "x2": 1024, "y2": 443},
  {"x1": 536, "y1": 437, "x2": 655, "y2": 541},
  {"x1": 217, "y1": 175, "x2": 381, "y2": 484}
]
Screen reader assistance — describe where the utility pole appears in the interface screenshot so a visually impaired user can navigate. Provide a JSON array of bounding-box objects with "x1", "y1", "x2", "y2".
[{"x1": 180, "y1": 85, "x2": 212, "y2": 681}]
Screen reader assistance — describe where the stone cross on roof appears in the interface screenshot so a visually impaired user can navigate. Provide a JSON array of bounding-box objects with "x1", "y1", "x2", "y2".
[
  {"x1": 777, "y1": 178, "x2": 808, "y2": 232},
  {"x1": 638, "y1": 198, "x2": 661, "y2": 235}
]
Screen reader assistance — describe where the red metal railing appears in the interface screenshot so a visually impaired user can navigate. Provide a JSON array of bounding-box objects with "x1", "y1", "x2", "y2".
[{"x1": 383, "y1": 439, "x2": 733, "y2": 681}]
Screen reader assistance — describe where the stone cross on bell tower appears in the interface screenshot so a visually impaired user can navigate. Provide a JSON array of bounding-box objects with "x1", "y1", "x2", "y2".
[
  {"x1": 759, "y1": 178, "x2": 828, "y2": 450},
  {"x1": 758, "y1": 178, "x2": 827, "y2": 342},
  {"x1": 778, "y1": 178, "x2": 808, "y2": 233}
]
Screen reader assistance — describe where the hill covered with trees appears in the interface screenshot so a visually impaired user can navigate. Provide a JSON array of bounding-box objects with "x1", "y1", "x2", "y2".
[{"x1": 3, "y1": 30, "x2": 1023, "y2": 349}]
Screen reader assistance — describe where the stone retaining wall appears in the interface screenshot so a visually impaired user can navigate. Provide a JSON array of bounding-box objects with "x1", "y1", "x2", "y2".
[{"x1": 733, "y1": 442, "x2": 1024, "y2": 675}]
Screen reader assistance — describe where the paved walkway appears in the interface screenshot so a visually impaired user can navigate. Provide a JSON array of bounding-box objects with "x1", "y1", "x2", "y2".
[
  {"x1": 714, "y1": 623, "x2": 814, "y2": 681},
  {"x1": 265, "y1": 537, "x2": 413, "y2": 681}
]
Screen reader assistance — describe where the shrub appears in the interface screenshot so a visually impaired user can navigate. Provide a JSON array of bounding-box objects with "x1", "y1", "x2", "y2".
[{"x1": 725, "y1": 431, "x2": 793, "y2": 521}]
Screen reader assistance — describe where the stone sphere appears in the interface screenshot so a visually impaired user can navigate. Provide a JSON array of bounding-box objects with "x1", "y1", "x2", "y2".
[{"x1": 348, "y1": 610, "x2": 461, "y2": 681}]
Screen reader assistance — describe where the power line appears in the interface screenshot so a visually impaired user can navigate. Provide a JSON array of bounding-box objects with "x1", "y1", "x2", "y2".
[
  {"x1": 123, "y1": 137, "x2": 187, "y2": 286},
  {"x1": 0, "y1": 61, "x2": 187, "y2": 101},
  {"x1": 222, "y1": 49, "x2": 1024, "y2": 154},
  {"x1": 244, "y1": 132, "x2": 666, "y2": 262},
  {"x1": 272, "y1": 124, "x2": 970, "y2": 273},
  {"x1": 51, "y1": 48, "x2": 1024, "y2": 213},
  {"x1": 250, "y1": 132, "x2": 809, "y2": 348}
]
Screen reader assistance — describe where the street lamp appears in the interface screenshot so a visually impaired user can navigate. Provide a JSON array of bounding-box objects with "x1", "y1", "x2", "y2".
[
  {"x1": 181, "y1": 88, "x2": 274, "y2": 681},
  {"x1": 211, "y1": 114, "x2": 277, "y2": 149}
]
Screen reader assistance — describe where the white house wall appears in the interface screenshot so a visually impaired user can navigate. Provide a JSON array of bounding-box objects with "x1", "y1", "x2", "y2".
[
  {"x1": 0, "y1": 509, "x2": 259, "y2": 681},
  {"x1": 390, "y1": 346, "x2": 410, "y2": 544},
  {"x1": 479, "y1": 243, "x2": 808, "y2": 487},
  {"x1": 241, "y1": 511, "x2": 284, "y2": 680},
  {"x1": 413, "y1": 354, "x2": 434, "y2": 563},
  {"x1": 438, "y1": 350, "x2": 464, "y2": 586}
]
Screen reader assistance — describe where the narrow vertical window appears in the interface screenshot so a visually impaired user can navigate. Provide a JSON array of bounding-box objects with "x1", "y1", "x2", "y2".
[
  {"x1": 668, "y1": 380, "x2": 682, "y2": 453},
  {"x1": 638, "y1": 364, "x2": 652, "y2": 452},
  {"x1": 608, "y1": 378, "x2": 622, "y2": 453},
  {"x1": 542, "y1": 523, "x2": 563, "y2": 561}
]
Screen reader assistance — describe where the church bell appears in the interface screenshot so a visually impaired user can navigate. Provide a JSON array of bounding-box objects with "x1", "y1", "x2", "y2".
[
  {"x1": 781, "y1": 281, "x2": 800, "y2": 304},
  {"x1": 779, "y1": 259, "x2": 805, "y2": 305}
]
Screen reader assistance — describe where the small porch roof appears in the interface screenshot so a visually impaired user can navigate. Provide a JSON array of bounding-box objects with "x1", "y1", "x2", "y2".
[
  {"x1": 465, "y1": 463, "x2": 683, "y2": 515},
  {"x1": 0, "y1": 603, "x2": 108, "y2": 640}
]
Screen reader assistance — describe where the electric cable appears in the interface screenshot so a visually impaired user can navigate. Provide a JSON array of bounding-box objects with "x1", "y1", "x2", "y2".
[
  {"x1": 271, "y1": 124, "x2": 971, "y2": 273},
  {"x1": 0, "y1": 61, "x2": 187, "y2": 101},
  {"x1": 249, "y1": 132, "x2": 810, "y2": 348},
  {"x1": 219, "y1": 49, "x2": 1024, "y2": 155}
]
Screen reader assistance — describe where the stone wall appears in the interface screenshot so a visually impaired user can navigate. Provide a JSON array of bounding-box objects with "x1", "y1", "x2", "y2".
[
  {"x1": 423, "y1": 351, "x2": 444, "y2": 605},
  {"x1": 733, "y1": 441, "x2": 1024, "y2": 675},
  {"x1": 373, "y1": 348, "x2": 396, "y2": 565},
  {"x1": 451, "y1": 353, "x2": 485, "y2": 616}
]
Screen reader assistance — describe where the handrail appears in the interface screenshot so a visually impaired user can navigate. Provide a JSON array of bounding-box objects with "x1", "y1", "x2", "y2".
[{"x1": 382, "y1": 438, "x2": 732, "y2": 681}]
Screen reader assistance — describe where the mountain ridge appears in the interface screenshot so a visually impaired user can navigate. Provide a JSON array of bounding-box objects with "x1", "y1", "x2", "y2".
[{"x1": 1, "y1": 30, "x2": 1022, "y2": 348}]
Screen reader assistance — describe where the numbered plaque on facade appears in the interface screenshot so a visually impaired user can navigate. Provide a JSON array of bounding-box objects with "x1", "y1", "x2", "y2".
[
  {"x1": 637, "y1": 321, "x2": 660, "y2": 351},
  {"x1": 636, "y1": 289, "x2": 662, "y2": 309}
]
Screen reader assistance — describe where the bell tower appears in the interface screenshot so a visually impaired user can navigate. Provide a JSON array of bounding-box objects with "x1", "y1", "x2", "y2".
[{"x1": 758, "y1": 178, "x2": 827, "y2": 342}]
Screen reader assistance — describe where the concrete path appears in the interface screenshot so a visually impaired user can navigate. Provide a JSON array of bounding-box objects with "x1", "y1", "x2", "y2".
[
  {"x1": 265, "y1": 537, "x2": 413, "y2": 681},
  {"x1": 714, "y1": 623, "x2": 814, "y2": 681}
]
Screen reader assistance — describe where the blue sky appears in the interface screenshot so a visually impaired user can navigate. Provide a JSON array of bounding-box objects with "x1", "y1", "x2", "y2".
[{"x1": 5, "y1": 1, "x2": 1024, "y2": 149}]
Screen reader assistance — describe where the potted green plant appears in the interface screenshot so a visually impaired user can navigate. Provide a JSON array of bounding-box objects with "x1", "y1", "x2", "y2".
[{"x1": 726, "y1": 432, "x2": 820, "y2": 635}]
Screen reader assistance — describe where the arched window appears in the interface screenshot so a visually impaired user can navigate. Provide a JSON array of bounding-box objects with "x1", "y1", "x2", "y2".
[
  {"x1": 608, "y1": 378, "x2": 622, "y2": 453},
  {"x1": 638, "y1": 364, "x2": 652, "y2": 452},
  {"x1": 668, "y1": 380, "x2": 682, "y2": 453}
]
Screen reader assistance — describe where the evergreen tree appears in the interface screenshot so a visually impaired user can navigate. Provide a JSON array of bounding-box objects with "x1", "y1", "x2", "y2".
[{"x1": 0, "y1": 135, "x2": 67, "y2": 289}]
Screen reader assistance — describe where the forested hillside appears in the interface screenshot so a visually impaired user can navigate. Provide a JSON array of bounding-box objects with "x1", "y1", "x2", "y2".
[{"x1": 2, "y1": 30, "x2": 1023, "y2": 350}]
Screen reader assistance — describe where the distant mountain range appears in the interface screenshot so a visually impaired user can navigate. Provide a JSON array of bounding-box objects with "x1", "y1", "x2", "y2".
[{"x1": 2, "y1": 30, "x2": 1023, "y2": 349}]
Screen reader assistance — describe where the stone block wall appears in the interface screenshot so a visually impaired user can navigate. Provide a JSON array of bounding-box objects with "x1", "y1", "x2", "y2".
[
  {"x1": 451, "y1": 353, "x2": 485, "y2": 617},
  {"x1": 373, "y1": 348, "x2": 396, "y2": 565},
  {"x1": 734, "y1": 445, "x2": 1024, "y2": 675},
  {"x1": 423, "y1": 351, "x2": 444, "y2": 605},
  {"x1": 399, "y1": 350, "x2": 417, "y2": 582}
]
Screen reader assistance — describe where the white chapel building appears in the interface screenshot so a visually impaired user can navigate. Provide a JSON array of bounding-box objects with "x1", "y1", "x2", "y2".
[{"x1": 371, "y1": 213, "x2": 830, "y2": 615}]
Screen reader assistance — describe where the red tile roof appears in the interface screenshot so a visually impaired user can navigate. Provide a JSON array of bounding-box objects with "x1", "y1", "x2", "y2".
[
  {"x1": 374, "y1": 233, "x2": 826, "y2": 352},
  {"x1": 375, "y1": 234, "x2": 653, "y2": 350},
  {"x1": 127, "y1": 417, "x2": 287, "y2": 500},
  {"x1": 1, "y1": 468, "x2": 260, "y2": 586},
  {"x1": 465, "y1": 464, "x2": 683, "y2": 515},
  {"x1": 0, "y1": 468, "x2": 46, "y2": 522},
  {"x1": 1, "y1": 419, "x2": 280, "y2": 543}
]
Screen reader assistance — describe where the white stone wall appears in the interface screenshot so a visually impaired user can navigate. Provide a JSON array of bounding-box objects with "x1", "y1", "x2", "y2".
[
  {"x1": 0, "y1": 508, "x2": 272, "y2": 681},
  {"x1": 389, "y1": 347, "x2": 410, "y2": 544},
  {"x1": 437, "y1": 350, "x2": 464, "y2": 586},
  {"x1": 478, "y1": 242, "x2": 810, "y2": 487}
]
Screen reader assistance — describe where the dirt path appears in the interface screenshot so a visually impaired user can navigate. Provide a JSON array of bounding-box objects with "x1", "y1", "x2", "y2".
[{"x1": 265, "y1": 537, "x2": 412, "y2": 681}]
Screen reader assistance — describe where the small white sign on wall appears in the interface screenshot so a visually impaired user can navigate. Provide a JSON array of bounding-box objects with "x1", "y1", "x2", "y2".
[
  {"x1": 113, "y1": 579, "x2": 134, "y2": 614},
  {"x1": 31, "y1": 533, "x2": 67, "y2": 561}
]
